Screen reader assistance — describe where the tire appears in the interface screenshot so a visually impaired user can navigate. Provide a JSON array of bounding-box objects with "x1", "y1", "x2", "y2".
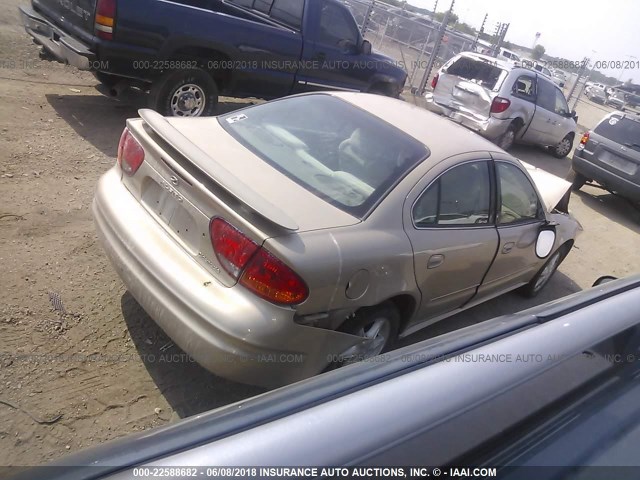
[
  {"x1": 149, "y1": 68, "x2": 218, "y2": 117},
  {"x1": 497, "y1": 123, "x2": 517, "y2": 151},
  {"x1": 552, "y1": 134, "x2": 573, "y2": 158},
  {"x1": 334, "y1": 302, "x2": 400, "y2": 366},
  {"x1": 571, "y1": 171, "x2": 588, "y2": 191},
  {"x1": 518, "y1": 246, "x2": 566, "y2": 298}
]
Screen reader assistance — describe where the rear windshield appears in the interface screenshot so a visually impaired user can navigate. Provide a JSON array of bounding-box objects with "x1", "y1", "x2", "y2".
[
  {"x1": 594, "y1": 116, "x2": 640, "y2": 149},
  {"x1": 446, "y1": 56, "x2": 506, "y2": 90},
  {"x1": 219, "y1": 95, "x2": 429, "y2": 217}
]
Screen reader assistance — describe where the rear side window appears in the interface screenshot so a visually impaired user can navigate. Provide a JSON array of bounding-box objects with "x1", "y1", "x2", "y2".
[
  {"x1": 413, "y1": 162, "x2": 491, "y2": 227},
  {"x1": 594, "y1": 116, "x2": 640, "y2": 149},
  {"x1": 512, "y1": 75, "x2": 536, "y2": 101},
  {"x1": 445, "y1": 56, "x2": 506, "y2": 90}
]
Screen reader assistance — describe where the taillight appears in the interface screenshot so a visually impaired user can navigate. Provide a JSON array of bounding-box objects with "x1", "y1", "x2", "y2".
[
  {"x1": 580, "y1": 131, "x2": 590, "y2": 145},
  {"x1": 431, "y1": 73, "x2": 439, "y2": 89},
  {"x1": 490, "y1": 96, "x2": 511, "y2": 113},
  {"x1": 210, "y1": 218, "x2": 308, "y2": 305},
  {"x1": 117, "y1": 128, "x2": 145, "y2": 175},
  {"x1": 95, "y1": 0, "x2": 116, "y2": 40},
  {"x1": 210, "y1": 218, "x2": 260, "y2": 279}
]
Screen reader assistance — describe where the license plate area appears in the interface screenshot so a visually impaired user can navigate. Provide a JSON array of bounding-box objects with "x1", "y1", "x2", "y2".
[
  {"x1": 599, "y1": 151, "x2": 638, "y2": 176},
  {"x1": 141, "y1": 179, "x2": 199, "y2": 251}
]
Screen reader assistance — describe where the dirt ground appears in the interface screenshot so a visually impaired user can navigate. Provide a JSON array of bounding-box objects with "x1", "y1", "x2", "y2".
[{"x1": 1, "y1": 0, "x2": 639, "y2": 469}]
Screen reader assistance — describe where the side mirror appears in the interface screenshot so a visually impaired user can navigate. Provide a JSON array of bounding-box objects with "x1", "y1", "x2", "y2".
[
  {"x1": 535, "y1": 225, "x2": 556, "y2": 259},
  {"x1": 361, "y1": 39, "x2": 372, "y2": 56}
]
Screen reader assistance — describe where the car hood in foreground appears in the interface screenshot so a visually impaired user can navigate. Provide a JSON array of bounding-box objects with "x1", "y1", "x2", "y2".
[{"x1": 520, "y1": 161, "x2": 572, "y2": 212}]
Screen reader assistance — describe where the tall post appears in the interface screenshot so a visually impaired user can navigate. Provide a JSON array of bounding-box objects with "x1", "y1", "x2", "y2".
[
  {"x1": 472, "y1": 13, "x2": 487, "y2": 51},
  {"x1": 566, "y1": 57, "x2": 589, "y2": 105},
  {"x1": 361, "y1": 0, "x2": 376, "y2": 36},
  {"x1": 418, "y1": 0, "x2": 454, "y2": 94}
]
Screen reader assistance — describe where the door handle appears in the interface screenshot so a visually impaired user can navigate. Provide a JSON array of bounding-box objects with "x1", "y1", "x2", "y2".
[
  {"x1": 502, "y1": 242, "x2": 515, "y2": 254},
  {"x1": 427, "y1": 254, "x2": 445, "y2": 269}
]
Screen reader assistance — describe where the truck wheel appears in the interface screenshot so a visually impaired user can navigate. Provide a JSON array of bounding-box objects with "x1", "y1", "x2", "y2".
[
  {"x1": 334, "y1": 302, "x2": 400, "y2": 366},
  {"x1": 571, "y1": 172, "x2": 588, "y2": 191},
  {"x1": 552, "y1": 134, "x2": 573, "y2": 158},
  {"x1": 149, "y1": 69, "x2": 218, "y2": 117}
]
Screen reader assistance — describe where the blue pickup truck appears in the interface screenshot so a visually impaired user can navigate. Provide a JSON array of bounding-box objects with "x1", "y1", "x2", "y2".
[{"x1": 19, "y1": 0, "x2": 407, "y2": 116}]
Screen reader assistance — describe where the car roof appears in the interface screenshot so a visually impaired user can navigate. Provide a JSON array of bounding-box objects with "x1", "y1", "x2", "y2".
[{"x1": 329, "y1": 92, "x2": 503, "y2": 161}]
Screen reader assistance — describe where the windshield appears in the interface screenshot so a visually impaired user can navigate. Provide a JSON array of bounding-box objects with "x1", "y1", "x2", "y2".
[
  {"x1": 594, "y1": 116, "x2": 640, "y2": 148},
  {"x1": 219, "y1": 95, "x2": 429, "y2": 217}
]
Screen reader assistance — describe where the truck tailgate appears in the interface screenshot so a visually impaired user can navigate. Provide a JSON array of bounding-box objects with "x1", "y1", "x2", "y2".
[{"x1": 33, "y1": 0, "x2": 97, "y2": 40}]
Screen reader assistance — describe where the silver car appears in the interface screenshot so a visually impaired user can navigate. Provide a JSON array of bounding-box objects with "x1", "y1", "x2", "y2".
[
  {"x1": 424, "y1": 52, "x2": 577, "y2": 157},
  {"x1": 93, "y1": 92, "x2": 580, "y2": 387}
]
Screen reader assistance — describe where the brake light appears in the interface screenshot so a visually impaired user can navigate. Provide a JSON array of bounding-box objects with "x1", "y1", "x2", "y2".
[
  {"x1": 117, "y1": 128, "x2": 145, "y2": 175},
  {"x1": 490, "y1": 96, "x2": 511, "y2": 113},
  {"x1": 210, "y1": 218, "x2": 308, "y2": 305},
  {"x1": 95, "y1": 0, "x2": 116, "y2": 40},
  {"x1": 580, "y1": 131, "x2": 590, "y2": 145},
  {"x1": 210, "y1": 218, "x2": 260, "y2": 279},
  {"x1": 431, "y1": 73, "x2": 439, "y2": 89}
]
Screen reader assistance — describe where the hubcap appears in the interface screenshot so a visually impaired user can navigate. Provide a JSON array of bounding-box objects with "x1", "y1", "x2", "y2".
[
  {"x1": 500, "y1": 130, "x2": 515, "y2": 150},
  {"x1": 170, "y1": 84, "x2": 206, "y2": 117},
  {"x1": 557, "y1": 138, "x2": 571, "y2": 156},
  {"x1": 534, "y1": 252, "x2": 560, "y2": 292},
  {"x1": 339, "y1": 317, "x2": 391, "y2": 364}
]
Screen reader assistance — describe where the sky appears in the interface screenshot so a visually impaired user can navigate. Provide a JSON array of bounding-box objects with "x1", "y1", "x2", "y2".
[{"x1": 407, "y1": 0, "x2": 640, "y2": 83}]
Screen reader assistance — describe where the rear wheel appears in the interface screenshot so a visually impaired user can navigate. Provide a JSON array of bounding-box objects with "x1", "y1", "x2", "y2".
[
  {"x1": 149, "y1": 68, "x2": 218, "y2": 117},
  {"x1": 334, "y1": 302, "x2": 400, "y2": 366},
  {"x1": 552, "y1": 134, "x2": 573, "y2": 158},
  {"x1": 497, "y1": 123, "x2": 517, "y2": 151}
]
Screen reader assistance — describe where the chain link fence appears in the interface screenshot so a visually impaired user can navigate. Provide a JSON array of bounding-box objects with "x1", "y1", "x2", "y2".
[{"x1": 342, "y1": 0, "x2": 481, "y2": 93}]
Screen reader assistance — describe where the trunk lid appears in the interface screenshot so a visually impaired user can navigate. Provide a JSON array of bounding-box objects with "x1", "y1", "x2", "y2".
[
  {"x1": 121, "y1": 111, "x2": 360, "y2": 286},
  {"x1": 433, "y1": 54, "x2": 508, "y2": 120},
  {"x1": 33, "y1": 0, "x2": 97, "y2": 39}
]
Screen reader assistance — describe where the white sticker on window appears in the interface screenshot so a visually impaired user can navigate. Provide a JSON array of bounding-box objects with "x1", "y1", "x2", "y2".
[
  {"x1": 226, "y1": 114, "x2": 248, "y2": 124},
  {"x1": 609, "y1": 117, "x2": 619, "y2": 126}
]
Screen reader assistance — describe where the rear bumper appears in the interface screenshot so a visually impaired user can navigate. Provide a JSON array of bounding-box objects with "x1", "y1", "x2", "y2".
[
  {"x1": 92, "y1": 168, "x2": 361, "y2": 387},
  {"x1": 19, "y1": 5, "x2": 95, "y2": 70},
  {"x1": 572, "y1": 151, "x2": 640, "y2": 202},
  {"x1": 423, "y1": 93, "x2": 510, "y2": 140}
]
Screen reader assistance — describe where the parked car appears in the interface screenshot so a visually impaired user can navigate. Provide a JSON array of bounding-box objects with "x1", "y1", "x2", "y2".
[
  {"x1": 572, "y1": 112, "x2": 640, "y2": 203},
  {"x1": 532, "y1": 63, "x2": 553, "y2": 78},
  {"x1": 424, "y1": 52, "x2": 577, "y2": 157},
  {"x1": 92, "y1": 92, "x2": 580, "y2": 387},
  {"x1": 606, "y1": 90, "x2": 626, "y2": 110},
  {"x1": 10, "y1": 275, "x2": 640, "y2": 480},
  {"x1": 19, "y1": 0, "x2": 407, "y2": 117},
  {"x1": 551, "y1": 69, "x2": 566, "y2": 88},
  {"x1": 584, "y1": 82, "x2": 606, "y2": 96},
  {"x1": 587, "y1": 86, "x2": 608, "y2": 104},
  {"x1": 497, "y1": 48, "x2": 521, "y2": 66}
]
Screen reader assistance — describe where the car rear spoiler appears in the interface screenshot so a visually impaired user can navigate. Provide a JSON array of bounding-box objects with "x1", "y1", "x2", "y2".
[{"x1": 138, "y1": 109, "x2": 299, "y2": 231}]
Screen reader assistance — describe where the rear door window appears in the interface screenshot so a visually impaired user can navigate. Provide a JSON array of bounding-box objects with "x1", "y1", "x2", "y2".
[
  {"x1": 512, "y1": 75, "x2": 536, "y2": 102},
  {"x1": 594, "y1": 116, "x2": 640, "y2": 149},
  {"x1": 445, "y1": 56, "x2": 507, "y2": 90}
]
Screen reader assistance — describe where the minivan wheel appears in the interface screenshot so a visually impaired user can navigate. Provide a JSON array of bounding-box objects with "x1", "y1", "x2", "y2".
[
  {"x1": 149, "y1": 68, "x2": 218, "y2": 117},
  {"x1": 333, "y1": 302, "x2": 400, "y2": 366},
  {"x1": 497, "y1": 124, "x2": 516, "y2": 151},
  {"x1": 571, "y1": 172, "x2": 588, "y2": 191},
  {"x1": 552, "y1": 134, "x2": 573, "y2": 158}
]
